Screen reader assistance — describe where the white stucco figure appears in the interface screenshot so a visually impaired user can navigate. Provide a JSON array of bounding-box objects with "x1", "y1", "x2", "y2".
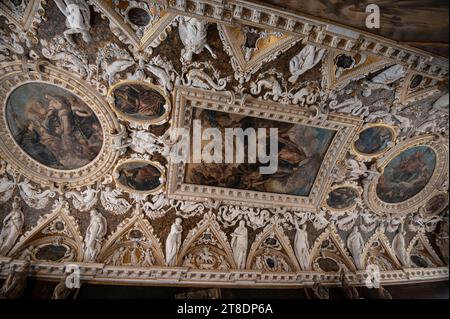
[
  {"x1": 289, "y1": 44, "x2": 326, "y2": 83},
  {"x1": 362, "y1": 64, "x2": 407, "y2": 97},
  {"x1": 0, "y1": 197, "x2": 24, "y2": 256},
  {"x1": 54, "y1": 0, "x2": 92, "y2": 46},
  {"x1": 0, "y1": 174, "x2": 15, "y2": 203},
  {"x1": 392, "y1": 224, "x2": 409, "y2": 267},
  {"x1": 18, "y1": 178, "x2": 55, "y2": 210},
  {"x1": 294, "y1": 219, "x2": 310, "y2": 270},
  {"x1": 65, "y1": 186, "x2": 98, "y2": 212},
  {"x1": 83, "y1": 209, "x2": 107, "y2": 262},
  {"x1": 100, "y1": 186, "x2": 132, "y2": 215},
  {"x1": 165, "y1": 218, "x2": 183, "y2": 266},
  {"x1": 230, "y1": 220, "x2": 248, "y2": 269},
  {"x1": 432, "y1": 92, "x2": 449, "y2": 113},
  {"x1": 178, "y1": 17, "x2": 217, "y2": 62},
  {"x1": 347, "y1": 226, "x2": 364, "y2": 270}
]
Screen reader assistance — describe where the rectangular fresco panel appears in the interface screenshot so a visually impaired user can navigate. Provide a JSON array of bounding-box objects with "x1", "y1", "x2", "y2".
[{"x1": 184, "y1": 108, "x2": 336, "y2": 197}]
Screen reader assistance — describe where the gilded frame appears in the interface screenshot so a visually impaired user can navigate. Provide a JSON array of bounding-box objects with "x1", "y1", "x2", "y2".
[
  {"x1": 0, "y1": 61, "x2": 122, "y2": 187},
  {"x1": 167, "y1": 86, "x2": 363, "y2": 209},
  {"x1": 365, "y1": 135, "x2": 449, "y2": 216}
]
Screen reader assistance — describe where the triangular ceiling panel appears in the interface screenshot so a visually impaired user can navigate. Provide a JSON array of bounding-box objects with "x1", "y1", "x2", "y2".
[
  {"x1": 98, "y1": 209, "x2": 165, "y2": 267},
  {"x1": 90, "y1": 0, "x2": 177, "y2": 54},
  {"x1": 218, "y1": 24, "x2": 299, "y2": 82},
  {"x1": 178, "y1": 213, "x2": 236, "y2": 270},
  {"x1": 9, "y1": 199, "x2": 84, "y2": 262},
  {"x1": 246, "y1": 220, "x2": 300, "y2": 272}
]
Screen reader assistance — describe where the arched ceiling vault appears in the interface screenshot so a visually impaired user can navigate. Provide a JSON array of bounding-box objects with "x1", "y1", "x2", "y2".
[{"x1": 0, "y1": 0, "x2": 448, "y2": 290}]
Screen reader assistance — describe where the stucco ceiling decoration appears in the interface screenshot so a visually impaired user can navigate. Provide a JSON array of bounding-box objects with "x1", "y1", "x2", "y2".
[
  {"x1": 0, "y1": 0, "x2": 449, "y2": 293},
  {"x1": 0, "y1": 0, "x2": 45, "y2": 47},
  {"x1": 89, "y1": 0, "x2": 178, "y2": 55}
]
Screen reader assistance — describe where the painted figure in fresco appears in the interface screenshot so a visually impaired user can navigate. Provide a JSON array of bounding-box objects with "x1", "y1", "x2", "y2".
[
  {"x1": 355, "y1": 126, "x2": 392, "y2": 154},
  {"x1": 231, "y1": 220, "x2": 248, "y2": 269},
  {"x1": 185, "y1": 109, "x2": 335, "y2": 197},
  {"x1": 327, "y1": 187, "x2": 357, "y2": 210},
  {"x1": 165, "y1": 218, "x2": 183, "y2": 266},
  {"x1": 118, "y1": 163, "x2": 161, "y2": 191},
  {"x1": 7, "y1": 83, "x2": 103, "y2": 170},
  {"x1": 83, "y1": 209, "x2": 107, "y2": 262},
  {"x1": 0, "y1": 197, "x2": 24, "y2": 256},
  {"x1": 114, "y1": 85, "x2": 166, "y2": 118}
]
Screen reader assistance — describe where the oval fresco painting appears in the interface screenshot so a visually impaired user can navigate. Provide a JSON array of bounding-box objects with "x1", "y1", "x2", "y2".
[
  {"x1": 424, "y1": 194, "x2": 448, "y2": 215},
  {"x1": 5, "y1": 83, "x2": 103, "y2": 170},
  {"x1": 111, "y1": 83, "x2": 168, "y2": 122},
  {"x1": 326, "y1": 187, "x2": 359, "y2": 210},
  {"x1": 354, "y1": 126, "x2": 393, "y2": 155},
  {"x1": 116, "y1": 161, "x2": 162, "y2": 192},
  {"x1": 376, "y1": 146, "x2": 436, "y2": 203},
  {"x1": 127, "y1": 7, "x2": 151, "y2": 26}
]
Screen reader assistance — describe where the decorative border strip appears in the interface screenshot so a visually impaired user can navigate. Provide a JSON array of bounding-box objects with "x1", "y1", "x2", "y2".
[
  {"x1": 0, "y1": 257, "x2": 447, "y2": 287},
  {"x1": 166, "y1": 0, "x2": 448, "y2": 81}
]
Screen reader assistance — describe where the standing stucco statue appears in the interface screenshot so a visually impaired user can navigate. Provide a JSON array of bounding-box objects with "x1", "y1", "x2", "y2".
[
  {"x1": 392, "y1": 224, "x2": 409, "y2": 267},
  {"x1": 83, "y1": 209, "x2": 107, "y2": 262},
  {"x1": 230, "y1": 220, "x2": 248, "y2": 269},
  {"x1": 54, "y1": 0, "x2": 92, "y2": 46},
  {"x1": 294, "y1": 219, "x2": 310, "y2": 271},
  {"x1": 165, "y1": 218, "x2": 183, "y2": 266},
  {"x1": 0, "y1": 196, "x2": 24, "y2": 256},
  {"x1": 347, "y1": 226, "x2": 364, "y2": 270}
]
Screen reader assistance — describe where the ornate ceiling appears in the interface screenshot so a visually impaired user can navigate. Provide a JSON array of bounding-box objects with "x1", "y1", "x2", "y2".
[{"x1": 0, "y1": 0, "x2": 448, "y2": 295}]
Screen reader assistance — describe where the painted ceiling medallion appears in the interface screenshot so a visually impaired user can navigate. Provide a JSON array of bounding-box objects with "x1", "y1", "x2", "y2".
[
  {"x1": 325, "y1": 185, "x2": 361, "y2": 212},
  {"x1": 108, "y1": 81, "x2": 171, "y2": 125},
  {"x1": 422, "y1": 193, "x2": 449, "y2": 216},
  {"x1": 352, "y1": 124, "x2": 396, "y2": 159},
  {"x1": 0, "y1": 62, "x2": 121, "y2": 187},
  {"x1": 376, "y1": 146, "x2": 436, "y2": 204},
  {"x1": 6, "y1": 82, "x2": 103, "y2": 170},
  {"x1": 114, "y1": 159, "x2": 165, "y2": 194},
  {"x1": 366, "y1": 135, "x2": 449, "y2": 215}
]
